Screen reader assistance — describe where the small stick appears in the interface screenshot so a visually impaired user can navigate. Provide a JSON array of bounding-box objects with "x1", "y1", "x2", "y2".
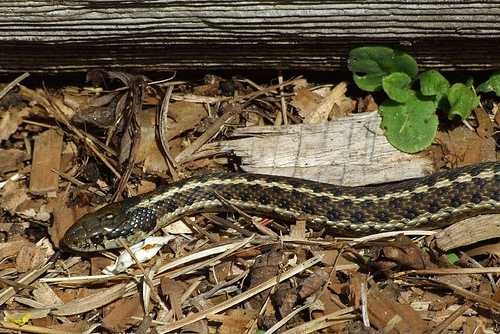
[
  {"x1": 157, "y1": 85, "x2": 179, "y2": 179},
  {"x1": 278, "y1": 72, "x2": 288, "y2": 125},
  {"x1": 175, "y1": 104, "x2": 241, "y2": 164},
  {"x1": 0, "y1": 72, "x2": 29, "y2": 101}
]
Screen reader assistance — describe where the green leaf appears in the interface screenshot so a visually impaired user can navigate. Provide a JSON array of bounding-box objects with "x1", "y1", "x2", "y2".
[
  {"x1": 446, "y1": 253, "x2": 460, "y2": 265},
  {"x1": 380, "y1": 93, "x2": 438, "y2": 153},
  {"x1": 447, "y1": 83, "x2": 480, "y2": 120},
  {"x1": 353, "y1": 73, "x2": 385, "y2": 92},
  {"x1": 348, "y1": 46, "x2": 418, "y2": 92},
  {"x1": 477, "y1": 72, "x2": 500, "y2": 96},
  {"x1": 419, "y1": 70, "x2": 450, "y2": 97},
  {"x1": 465, "y1": 77, "x2": 474, "y2": 88},
  {"x1": 382, "y1": 72, "x2": 413, "y2": 103}
]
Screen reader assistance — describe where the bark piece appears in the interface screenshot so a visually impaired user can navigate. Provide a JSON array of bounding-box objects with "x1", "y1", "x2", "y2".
[
  {"x1": 29, "y1": 129, "x2": 63, "y2": 194},
  {"x1": 367, "y1": 285, "x2": 427, "y2": 333}
]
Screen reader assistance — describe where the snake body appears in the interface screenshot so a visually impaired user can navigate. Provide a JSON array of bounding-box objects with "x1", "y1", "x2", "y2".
[{"x1": 63, "y1": 162, "x2": 500, "y2": 252}]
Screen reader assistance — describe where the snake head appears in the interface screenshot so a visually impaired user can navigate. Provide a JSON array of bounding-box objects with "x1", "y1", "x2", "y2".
[
  {"x1": 62, "y1": 198, "x2": 160, "y2": 252},
  {"x1": 62, "y1": 201, "x2": 132, "y2": 252}
]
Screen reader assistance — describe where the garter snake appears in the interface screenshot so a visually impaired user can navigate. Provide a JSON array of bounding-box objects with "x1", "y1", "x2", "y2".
[{"x1": 63, "y1": 161, "x2": 500, "y2": 252}]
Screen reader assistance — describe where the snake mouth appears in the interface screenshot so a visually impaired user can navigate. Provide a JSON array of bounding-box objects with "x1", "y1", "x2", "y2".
[
  {"x1": 62, "y1": 202, "x2": 129, "y2": 252},
  {"x1": 62, "y1": 219, "x2": 95, "y2": 252}
]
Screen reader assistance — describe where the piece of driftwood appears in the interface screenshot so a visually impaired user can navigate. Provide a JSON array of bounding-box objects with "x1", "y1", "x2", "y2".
[
  {"x1": 1, "y1": 1, "x2": 500, "y2": 72},
  {"x1": 209, "y1": 112, "x2": 433, "y2": 186}
]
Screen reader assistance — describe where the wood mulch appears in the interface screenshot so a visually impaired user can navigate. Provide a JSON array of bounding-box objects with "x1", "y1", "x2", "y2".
[{"x1": 0, "y1": 71, "x2": 498, "y2": 334}]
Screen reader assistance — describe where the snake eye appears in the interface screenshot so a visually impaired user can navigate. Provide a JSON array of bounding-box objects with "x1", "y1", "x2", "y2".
[{"x1": 90, "y1": 234, "x2": 104, "y2": 246}]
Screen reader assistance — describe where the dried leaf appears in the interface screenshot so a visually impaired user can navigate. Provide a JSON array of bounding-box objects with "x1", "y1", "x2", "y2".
[
  {"x1": 303, "y1": 82, "x2": 349, "y2": 124},
  {"x1": 52, "y1": 283, "x2": 127, "y2": 316},
  {"x1": 358, "y1": 95, "x2": 378, "y2": 113},
  {"x1": 210, "y1": 309, "x2": 257, "y2": 334},
  {"x1": 48, "y1": 192, "x2": 91, "y2": 249},
  {"x1": 436, "y1": 127, "x2": 495, "y2": 165},
  {"x1": 102, "y1": 295, "x2": 144, "y2": 332},
  {"x1": 0, "y1": 149, "x2": 27, "y2": 175},
  {"x1": 473, "y1": 107, "x2": 494, "y2": 139},
  {"x1": 32, "y1": 282, "x2": 63, "y2": 307},
  {"x1": 291, "y1": 89, "x2": 322, "y2": 119},
  {"x1": 0, "y1": 106, "x2": 30, "y2": 141},
  {"x1": 160, "y1": 277, "x2": 186, "y2": 320},
  {"x1": 136, "y1": 108, "x2": 167, "y2": 174},
  {"x1": 367, "y1": 285, "x2": 428, "y2": 333},
  {"x1": 0, "y1": 239, "x2": 34, "y2": 260},
  {"x1": 0, "y1": 180, "x2": 29, "y2": 213},
  {"x1": 16, "y1": 244, "x2": 47, "y2": 273}
]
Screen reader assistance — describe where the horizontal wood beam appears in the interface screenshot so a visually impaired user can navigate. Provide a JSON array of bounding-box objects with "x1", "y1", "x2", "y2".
[{"x1": 1, "y1": 1, "x2": 500, "y2": 72}]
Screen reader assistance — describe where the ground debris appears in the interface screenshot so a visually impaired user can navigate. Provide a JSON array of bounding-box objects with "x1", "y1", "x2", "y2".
[{"x1": 0, "y1": 71, "x2": 498, "y2": 334}]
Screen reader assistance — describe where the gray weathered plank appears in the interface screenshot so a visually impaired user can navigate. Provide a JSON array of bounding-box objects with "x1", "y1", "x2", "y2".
[
  {"x1": 1, "y1": 1, "x2": 500, "y2": 71},
  {"x1": 210, "y1": 112, "x2": 434, "y2": 186}
]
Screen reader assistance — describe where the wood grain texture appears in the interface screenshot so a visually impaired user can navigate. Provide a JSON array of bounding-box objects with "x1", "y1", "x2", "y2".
[
  {"x1": 1, "y1": 1, "x2": 500, "y2": 72},
  {"x1": 433, "y1": 215, "x2": 500, "y2": 251},
  {"x1": 29, "y1": 129, "x2": 63, "y2": 194},
  {"x1": 210, "y1": 112, "x2": 434, "y2": 186}
]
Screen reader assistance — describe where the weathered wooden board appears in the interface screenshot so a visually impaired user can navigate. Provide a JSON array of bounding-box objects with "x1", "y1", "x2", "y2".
[
  {"x1": 1, "y1": 1, "x2": 500, "y2": 72},
  {"x1": 211, "y1": 112, "x2": 434, "y2": 186}
]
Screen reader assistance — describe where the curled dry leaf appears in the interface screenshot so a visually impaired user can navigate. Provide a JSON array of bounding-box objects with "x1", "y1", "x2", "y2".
[
  {"x1": 67, "y1": 89, "x2": 119, "y2": 128},
  {"x1": 298, "y1": 267, "x2": 329, "y2": 299},
  {"x1": 210, "y1": 309, "x2": 257, "y2": 334},
  {"x1": 381, "y1": 243, "x2": 434, "y2": 270},
  {"x1": 291, "y1": 88, "x2": 322, "y2": 119},
  {"x1": 357, "y1": 94, "x2": 378, "y2": 113},
  {"x1": 301, "y1": 82, "x2": 353, "y2": 123},
  {"x1": 273, "y1": 282, "x2": 298, "y2": 319}
]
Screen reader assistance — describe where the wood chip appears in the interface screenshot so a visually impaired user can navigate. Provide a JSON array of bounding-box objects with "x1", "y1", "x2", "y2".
[
  {"x1": 367, "y1": 285, "x2": 427, "y2": 333},
  {"x1": 431, "y1": 215, "x2": 500, "y2": 251},
  {"x1": 29, "y1": 129, "x2": 63, "y2": 194}
]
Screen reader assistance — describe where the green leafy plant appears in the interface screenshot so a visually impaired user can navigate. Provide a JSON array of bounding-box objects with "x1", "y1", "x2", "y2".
[{"x1": 347, "y1": 46, "x2": 495, "y2": 153}]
